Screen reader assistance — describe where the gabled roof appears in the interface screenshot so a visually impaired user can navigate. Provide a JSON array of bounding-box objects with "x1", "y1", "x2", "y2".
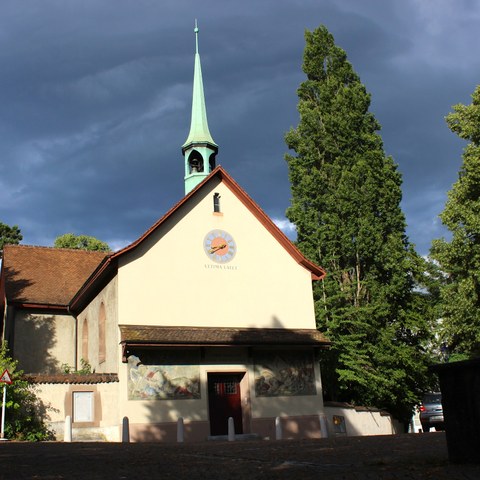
[
  {"x1": 1, "y1": 245, "x2": 108, "y2": 308},
  {"x1": 70, "y1": 166, "x2": 326, "y2": 312}
]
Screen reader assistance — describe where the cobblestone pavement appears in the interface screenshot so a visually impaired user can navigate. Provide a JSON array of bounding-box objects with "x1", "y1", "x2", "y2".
[{"x1": 1, "y1": 432, "x2": 479, "y2": 479}]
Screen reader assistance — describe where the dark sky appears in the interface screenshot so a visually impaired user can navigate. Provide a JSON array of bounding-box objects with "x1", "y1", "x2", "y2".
[{"x1": 1, "y1": 1, "x2": 479, "y2": 256}]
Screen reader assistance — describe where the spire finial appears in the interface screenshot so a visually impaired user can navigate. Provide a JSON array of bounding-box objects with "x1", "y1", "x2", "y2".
[{"x1": 194, "y1": 19, "x2": 199, "y2": 54}]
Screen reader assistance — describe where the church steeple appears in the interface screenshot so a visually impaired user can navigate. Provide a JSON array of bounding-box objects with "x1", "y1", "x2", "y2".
[{"x1": 182, "y1": 20, "x2": 218, "y2": 195}]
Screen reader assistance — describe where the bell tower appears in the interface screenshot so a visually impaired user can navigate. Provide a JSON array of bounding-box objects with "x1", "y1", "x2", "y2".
[{"x1": 182, "y1": 21, "x2": 218, "y2": 195}]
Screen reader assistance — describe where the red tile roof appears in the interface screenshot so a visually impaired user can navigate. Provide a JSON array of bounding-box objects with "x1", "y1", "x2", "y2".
[
  {"x1": 2, "y1": 245, "x2": 107, "y2": 307},
  {"x1": 25, "y1": 373, "x2": 119, "y2": 384}
]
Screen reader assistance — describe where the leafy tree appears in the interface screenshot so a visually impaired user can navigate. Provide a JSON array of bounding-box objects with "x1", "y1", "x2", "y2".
[
  {"x1": 0, "y1": 222, "x2": 22, "y2": 258},
  {"x1": 0, "y1": 342, "x2": 54, "y2": 441},
  {"x1": 430, "y1": 85, "x2": 480, "y2": 358},
  {"x1": 285, "y1": 25, "x2": 434, "y2": 424},
  {"x1": 54, "y1": 233, "x2": 110, "y2": 252}
]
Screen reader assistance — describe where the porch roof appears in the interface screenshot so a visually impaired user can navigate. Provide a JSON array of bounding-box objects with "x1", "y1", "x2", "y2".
[
  {"x1": 119, "y1": 325, "x2": 331, "y2": 348},
  {"x1": 25, "y1": 373, "x2": 119, "y2": 384}
]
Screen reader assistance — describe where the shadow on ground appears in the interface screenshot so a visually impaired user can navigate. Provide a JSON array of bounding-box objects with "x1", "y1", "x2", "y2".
[{"x1": 0, "y1": 432, "x2": 479, "y2": 479}]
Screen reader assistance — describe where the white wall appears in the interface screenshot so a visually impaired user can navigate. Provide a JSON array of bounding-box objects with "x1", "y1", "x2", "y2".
[
  {"x1": 117, "y1": 178, "x2": 316, "y2": 330},
  {"x1": 36, "y1": 381, "x2": 120, "y2": 441},
  {"x1": 324, "y1": 404, "x2": 402, "y2": 436}
]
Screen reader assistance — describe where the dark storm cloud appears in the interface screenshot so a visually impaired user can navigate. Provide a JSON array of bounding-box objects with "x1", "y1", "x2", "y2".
[{"x1": 1, "y1": 0, "x2": 479, "y2": 255}]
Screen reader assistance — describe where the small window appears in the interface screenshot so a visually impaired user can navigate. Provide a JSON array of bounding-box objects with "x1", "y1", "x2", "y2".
[
  {"x1": 213, "y1": 193, "x2": 221, "y2": 213},
  {"x1": 224, "y1": 381, "x2": 238, "y2": 395},
  {"x1": 73, "y1": 391, "x2": 94, "y2": 423}
]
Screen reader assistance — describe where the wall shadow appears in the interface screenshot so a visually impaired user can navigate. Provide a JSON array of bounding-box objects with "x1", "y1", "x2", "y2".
[
  {"x1": 2, "y1": 265, "x2": 33, "y2": 303},
  {"x1": 16, "y1": 314, "x2": 60, "y2": 374},
  {"x1": 2, "y1": 266, "x2": 62, "y2": 374}
]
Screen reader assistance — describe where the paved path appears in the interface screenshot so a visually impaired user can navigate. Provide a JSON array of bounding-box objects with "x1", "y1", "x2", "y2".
[{"x1": 0, "y1": 432, "x2": 479, "y2": 479}]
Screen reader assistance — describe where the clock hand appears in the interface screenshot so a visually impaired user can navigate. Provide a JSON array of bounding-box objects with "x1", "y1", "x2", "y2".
[{"x1": 209, "y1": 243, "x2": 227, "y2": 253}]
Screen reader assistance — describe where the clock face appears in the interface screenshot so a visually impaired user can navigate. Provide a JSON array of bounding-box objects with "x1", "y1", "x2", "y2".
[{"x1": 204, "y1": 230, "x2": 236, "y2": 263}]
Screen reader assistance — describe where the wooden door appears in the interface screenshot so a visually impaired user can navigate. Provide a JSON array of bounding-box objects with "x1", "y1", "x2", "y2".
[{"x1": 208, "y1": 373, "x2": 243, "y2": 436}]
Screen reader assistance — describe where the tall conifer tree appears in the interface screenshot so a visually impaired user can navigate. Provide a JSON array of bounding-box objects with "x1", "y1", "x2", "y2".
[
  {"x1": 431, "y1": 85, "x2": 480, "y2": 358},
  {"x1": 285, "y1": 26, "x2": 431, "y2": 423}
]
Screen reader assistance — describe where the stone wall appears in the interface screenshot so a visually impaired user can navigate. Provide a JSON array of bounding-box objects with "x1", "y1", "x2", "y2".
[{"x1": 324, "y1": 402, "x2": 402, "y2": 436}]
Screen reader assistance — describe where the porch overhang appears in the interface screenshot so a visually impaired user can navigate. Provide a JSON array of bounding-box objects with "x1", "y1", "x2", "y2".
[{"x1": 119, "y1": 325, "x2": 331, "y2": 362}]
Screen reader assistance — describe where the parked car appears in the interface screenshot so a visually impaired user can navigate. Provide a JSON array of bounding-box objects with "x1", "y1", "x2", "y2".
[{"x1": 419, "y1": 392, "x2": 444, "y2": 432}]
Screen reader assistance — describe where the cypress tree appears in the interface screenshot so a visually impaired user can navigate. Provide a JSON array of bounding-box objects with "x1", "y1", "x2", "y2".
[
  {"x1": 285, "y1": 26, "x2": 432, "y2": 423},
  {"x1": 431, "y1": 85, "x2": 480, "y2": 358}
]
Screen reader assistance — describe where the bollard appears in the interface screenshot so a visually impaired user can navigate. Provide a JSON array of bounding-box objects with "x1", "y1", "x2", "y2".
[
  {"x1": 275, "y1": 416, "x2": 282, "y2": 440},
  {"x1": 122, "y1": 416, "x2": 130, "y2": 443},
  {"x1": 177, "y1": 417, "x2": 184, "y2": 443},
  {"x1": 227, "y1": 417, "x2": 235, "y2": 441},
  {"x1": 64, "y1": 415, "x2": 72, "y2": 442},
  {"x1": 319, "y1": 414, "x2": 329, "y2": 439}
]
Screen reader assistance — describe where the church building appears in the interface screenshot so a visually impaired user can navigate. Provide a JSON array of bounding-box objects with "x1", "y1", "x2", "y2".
[{"x1": 0, "y1": 25, "x2": 330, "y2": 442}]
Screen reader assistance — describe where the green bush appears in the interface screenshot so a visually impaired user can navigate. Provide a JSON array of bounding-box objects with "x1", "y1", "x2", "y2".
[{"x1": 0, "y1": 343, "x2": 54, "y2": 441}]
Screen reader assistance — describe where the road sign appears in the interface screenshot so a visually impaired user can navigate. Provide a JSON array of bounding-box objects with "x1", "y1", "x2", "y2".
[
  {"x1": 0, "y1": 370, "x2": 11, "y2": 440},
  {"x1": 0, "y1": 370, "x2": 12, "y2": 384}
]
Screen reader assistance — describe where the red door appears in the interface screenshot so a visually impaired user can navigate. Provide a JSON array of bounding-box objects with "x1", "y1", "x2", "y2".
[{"x1": 208, "y1": 373, "x2": 243, "y2": 436}]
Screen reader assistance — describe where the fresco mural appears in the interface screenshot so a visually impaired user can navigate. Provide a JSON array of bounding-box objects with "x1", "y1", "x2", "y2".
[
  {"x1": 254, "y1": 350, "x2": 316, "y2": 397},
  {"x1": 127, "y1": 352, "x2": 200, "y2": 400}
]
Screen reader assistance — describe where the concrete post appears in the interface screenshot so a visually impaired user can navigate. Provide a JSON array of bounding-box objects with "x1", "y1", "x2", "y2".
[
  {"x1": 122, "y1": 416, "x2": 130, "y2": 443},
  {"x1": 64, "y1": 415, "x2": 72, "y2": 442},
  {"x1": 227, "y1": 417, "x2": 235, "y2": 441},
  {"x1": 177, "y1": 417, "x2": 184, "y2": 443},
  {"x1": 275, "y1": 416, "x2": 282, "y2": 440}
]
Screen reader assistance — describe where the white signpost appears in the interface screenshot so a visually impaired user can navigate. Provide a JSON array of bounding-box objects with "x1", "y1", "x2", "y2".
[{"x1": 0, "y1": 369, "x2": 12, "y2": 440}]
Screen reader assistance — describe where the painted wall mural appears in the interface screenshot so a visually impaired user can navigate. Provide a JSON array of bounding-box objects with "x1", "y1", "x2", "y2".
[
  {"x1": 127, "y1": 351, "x2": 200, "y2": 400},
  {"x1": 254, "y1": 350, "x2": 316, "y2": 397}
]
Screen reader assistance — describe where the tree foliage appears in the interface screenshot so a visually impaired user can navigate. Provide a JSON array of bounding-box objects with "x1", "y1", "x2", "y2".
[
  {"x1": 0, "y1": 343, "x2": 54, "y2": 441},
  {"x1": 0, "y1": 222, "x2": 22, "y2": 257},
  {"x1": 54, "y1": 233, "x2": 110, "y2": 252},
  {"x1": 285, "y1": 25, "x2": 435, "y2": 423},
  {"x1": 430, "y1": 85, "x2": 480, "y2": 358}
]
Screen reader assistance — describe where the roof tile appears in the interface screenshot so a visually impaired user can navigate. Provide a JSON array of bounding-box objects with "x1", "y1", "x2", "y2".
[
  {"x1": 25, "y1": 373, "x2": 119, "y2": 384},
  {"x1": 2, "y1": 245, "x2": 107, "y2": 306},
  {"x1": 120, "y1": 325, "x2": 330, "y2": 346}
]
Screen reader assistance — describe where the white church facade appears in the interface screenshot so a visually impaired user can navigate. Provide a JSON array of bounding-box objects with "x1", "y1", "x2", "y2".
[{"x1": 0, "y1": 26, "x2": 332, "y2": 442}]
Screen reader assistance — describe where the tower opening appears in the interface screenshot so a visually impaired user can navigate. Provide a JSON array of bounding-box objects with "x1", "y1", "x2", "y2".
[
  {"x1": 209, "y1": 153, "x2": 216, "y2": 172},
  {"x1": 188, "y1": 150, "x2": 204, "y2": 173}
]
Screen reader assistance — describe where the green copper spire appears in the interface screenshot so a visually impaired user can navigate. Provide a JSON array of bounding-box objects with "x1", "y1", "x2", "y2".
[{"x1": 182, "y1": 20, "x2": 218, "y2": 194}]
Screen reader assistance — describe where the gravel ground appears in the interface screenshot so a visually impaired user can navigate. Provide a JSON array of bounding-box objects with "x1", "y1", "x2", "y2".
[{"x1": 0, "y1": 432, "x2": 479, "y2": 480}]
